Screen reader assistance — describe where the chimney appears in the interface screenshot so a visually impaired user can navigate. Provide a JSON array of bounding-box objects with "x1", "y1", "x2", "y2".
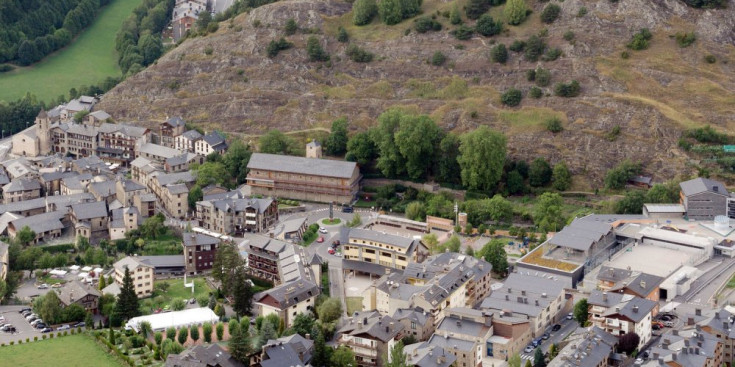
[
  {"x1": 715, "y1": 312, "x2": 720, "y2": 320},
  {"x1": 363, "y1": 318, "x2": 368, "y2": 325},
  {"x1": 672, "y1": 353, "x2": 677, "y2": 361},
  {"x1": 673, "y1": 330, "x2": 679, "y2": 336},
  {"x1": 615, "y1": 307, "x2": 620, "y2": 312},
  {"x1": 603, "y1": 292, "x2": 607, "y2": 301},
  {"x1": 724, "y1": 322, "x2": 729, "y2": 330},
  {"x1": 385, "y1": 326, "x2": 389, "y2": 333},
  {"x1": 535, "y1": 300, "x2": 539, "y2": 306},
  {"x1": 505, "y1": 295, "x2": 509, "y2": 301},
  {"x1": 696, "y1": 308, "x2": 702, "y2": 316},
  {"x1": 305, "y1": 333, "x2": 311, "y2": 340},
  {"x1": 521, "y1": 290, "x2": 526, "y2": 296},
  {"x1": 682, "y1": 348, "x2": 688, "y2": 354},
  {"x1": 633, "y1": 305, "x2": 639, "y2": 313},
  {"x1": 640, "y1": 280, "x2": 646, "y2": 288},
  {"x1": 507, "y1": 287, "x2": 511, "y2": 293}
]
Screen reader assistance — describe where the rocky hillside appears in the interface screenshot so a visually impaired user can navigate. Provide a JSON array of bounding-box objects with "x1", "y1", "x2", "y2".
[{"x1": 96, "y1": 0, "x2": 735, "y2": 188}]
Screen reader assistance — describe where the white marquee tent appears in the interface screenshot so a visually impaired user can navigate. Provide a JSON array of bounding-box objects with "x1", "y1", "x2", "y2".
[{"x1": 125, "y1": 307, "x2": 219, "y2": 333}]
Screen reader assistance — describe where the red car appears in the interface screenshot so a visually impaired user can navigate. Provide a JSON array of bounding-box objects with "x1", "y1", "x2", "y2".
[
  {"x1": 317, "y1": 236, "x2": 324, "y2": 243},
  {"x1": 328, "y1": 248, "x2": 335, "y2": 255}
]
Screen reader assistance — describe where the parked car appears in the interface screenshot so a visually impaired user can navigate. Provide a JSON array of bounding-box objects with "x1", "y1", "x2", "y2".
[
  {"x1": 1, "y1": 324, "x2": 13, "y2": 331},
  {"x1": 26, "y1": 316, "x2": 38, "y2": 322},
  {"x1": 30, "y1": 319, "x2": 44, "y2": 327},
  {"x1": 332, "y1": 240, "x2": 341, "y2": 247},
  {"x1": 542, "y1": 332, "x2": 550, "y2": 340},
  {"x1": 37, "y1": 283, "x2": 49, "y2": 289},
  {"x1": 663, "y1": 321, "x2": 674, "y2": 327},
  {"x1": 524, "y1": 345, "x2": 534, "y2": 353},
  {"x1": 659, "y1": 315, "x2": 672, "y2": 322},
  {"x1": 34, "y1": 323, "x2": 47, "y2": 330},
  {"x1": 328, "y1": 248, "x2": 335, "y2": 255},
  {"x1": 652, "y1": 324, "x2": 661, "y2": 330},
  {"x1": 4, "y1": 326, "x2": 16, "y2": 333},
  {"x1": 52, "y1": 283, "x2": 62, "y2": 288},
  {"x1": 73, "y1": 322, "x2": 86, "y2": 328},
  {"x1": 552, "y1": 324, "x2": 562, "y2": 332},
  {"x1": 40, "y1": 327, "x2": 52, "y2": 333},
  {"x1": 56, "y1": 324, "x2": 71, "y2": 331},
  {"x1": 19, "y1": 308, "x2": 31, "y2": 313},
  {"x1": 319, "y1": 227, "x2": 328, "y2": 234},
  {"x1": 532, "y1": 338, "x2": 542, "y2": 347},
  {"x1": 342, "y1": 206, "x2": 353, "y2": 213},
  {"x1": 566, "y1": 313, "x2": 574, "y2": 320},
  {"x1": 21, "y1": 310, "x2": 32, "y2": 317},
  {"x1": 316, "y1": 236, "x2": 324, "y2": 243}
]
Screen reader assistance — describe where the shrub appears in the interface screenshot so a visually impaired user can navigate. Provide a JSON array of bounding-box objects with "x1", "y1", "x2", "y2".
[
  {"x1": 675, "y1": 31, "x2": 696, "y2": 47},
  {"x1": 606, "y1": 125, "x2": 621, "y2": 141},
  {"x1": 34, "y1": 336, "x2": 38, "y2": 341},
  {"x1": 577, "y1": 6, "x2": 587, "y2": 17},
  {"x1": 378, "y1": 0, "x2": 403, "y2": 25},
  {"x1": 542, "y1": 47, "x2": 562, "y2": 61},
  {"x1": 42, "y1": 335, "x2": 47, "y2": 340},
  {"x1": 535, "y1": 67, "x2": 551, "y2": 86},
  {"x1": 476, "y1": 14, "x2": 502, "y2": 36},
  {"x1": 546, "y1": 117, "x2": 563, "y2": 133},
  {"x1": 353, "y1": 0, "x2": 378, "y2": 25},
  {"x1": 526, "y1": 69, "x2": 536, "y2": 81},
  {"x1": 306, "y1": 36, "x2": 330, "y2": 62},
  {"x1": 207, "y1": 22, "x2": 218, "y2": 33},
  {"x1": 167, "y1": 327, "x2": 176, "y2": 341},
  {"x1": 529, "y1": 86, "x2": 543, "y2": 98},
  {"x1": 451, "y1": 25, "x2": 474, "y2": 40},
  {"x1": 490, "y1": 44, "x2": 508, "y2": 63},
  {"x1": 627, "y1": 28, "x2": 652, "y2": 50},
  {"x1": 284, "y1": 18, "x2": 298, "y2": 35},
  {"x1": 337, "y1": 27, "x2": 349, "y2": 42},
  {"x1": 204, "y1": 46, "x2": 213, "y2": 55},
  {"x1": 554, "y1": 80, "x2": 581, "y2": 97},
  {"x1": 266, "y1": 38, "x2": 294, "y2": 58},
  {"x1": 414, "y1": 17, "x2": 442, "y2": 33},
  {"x1": 705, "y1": 54, "x2": 716, "y2": 63},
  {"x1": 346, "y1": 44, "x2": 374, "y2": 62},
  {"x1": 524, "y1": 35, "x2": 545, "y2": 61},
  {"x1": 450, "y1": 2, "x2": 461, "y2": 24},
  {"x1": 621, "y1": 51, "x2": 630, "y2": 59},
  {"x1": 563, "y1": 30, "x2": 574, "y2": 41},
  {"x1": 504, "y1": 0, "x2": 529, "y2": 26},
  {"x1": 509, "y1": 40, "x2": 525, "y2": 52},
  {"x1": 431, "y1": 51, "x2": 446, "y2": 66},
  {"x1": 0, "y1": 64, "x2": 13, "y2": 73},
  {"x1": 501, "y1": 88, "x2": 522, "y2": 107},
  {"x1": 540, "y1": 4, "x2": 561, "y2": 23}
]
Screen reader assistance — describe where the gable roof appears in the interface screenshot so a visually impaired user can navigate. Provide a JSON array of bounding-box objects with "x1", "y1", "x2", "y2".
[
  {"x1": 72, "y1": 201, "x2": 108, "y2": 220},
  {"x1": 247, "y1": 153, "x2": 357, "y2": 179},
  {"x1": 254, "y1": 279, "x2": 319, "y2": 309},
  {"x1": 182, "y1": 232, "x2": 220, "y2": 247},
  {"x1": 57, "y1": 280, "x2": 101, "y2": 306},
  {"x1": 338, "y1": 311, "x2": 404, "y2": 342},
  {"x1": 164, "y1": 116, "x2": 185, "y2": 128},
  {"x1": 3, "y1": 178, "x2": 40, "y2": 193},
  {"x1": 680, "y1": 177, "x2": 729, "y2": 197},
  {"x1": 165, "y1": 344, "x2": 244, "y2": 367}
]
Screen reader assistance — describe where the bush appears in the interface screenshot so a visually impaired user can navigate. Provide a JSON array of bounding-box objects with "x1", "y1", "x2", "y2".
[
  {"x1": 431, "y1": 51, "x2": 446, "y2": 66},
  {"x1": 627, "y1": 28, "x2": 652, "y2": 50},
  {"x1": 563, "y1": 31, "x2": 574, "y2": 41},
  {"x1": 529, "y1": 86, "x2": 543, "y2": 99},
  {"x1": 34, "y1": 336, "x2": 38, "y2": 341},
  {"x1": 501, "y1": 88, "x2": 522, "y2": 107},
  {"x1": 0, "y1": 64, "x2": 14, "y2": 73},
  {"x1": 621, "y1": 51, "x2": 630, "y2": 59},
  {"x1": 266, "y1": 38, "x2": 294, "y2": 58},
  {"x1": 504, "y1": 0, "x2": 529, "y2": 25},
  {"x1": 675, "y1": 31, "x2": 696, "y2": 47},
  {"x1": 204, "y1": 46, "x2": 213, "y2": 55},
  {"x1": 540, "y1": 4, "x2": 561, "y2": 23},
  {"x1": 353, "y1": 0, "x2": 378, "y2": 25},
  {"x1": 451, "y1": 25, "x2": 474, "y2": 40},
  {"x1": 346, "y1": 44, "x2": 374, "y2": 62},
  {"x1": 535, "y1": 68, "x2": 551, "y2": 86},
  {"x1": 414, "y1": 17, "x2": 442, "y2": 33},
  {"x1": 306, "y1": 36, "x2": 330, "y2": 62},
  {"x1": 337, "y1": 27, "x2": 349, "y2": 42},
  {"x1": 554, "y1": 80, "x2": 581, "y2": 97},
  {"x1": 577, "y1": 6, "x2": 587, "y2": 17},
  {"x1": 524, "y1": 35, "x2": 545, "y2": 61},
  {"x1": 490, "y1": 44, "x2": 508, "y2": 63},
  {"x1": 509, "y1": 40, "x2": 525, "y2": 52},
  {"x1": 476, "y1": 14, "x2": 502, "y2": 36},
  {"x1": 542, "y1": 47, "x2": 562, "y2": 61},
  {"x1": 526, "y1": 69, "x2": 536, "y2": 81},
  {"x1": 546, "y1": 117, "x2": 563, "y2": 133},
  {"x1": 284, "y1": 18, "x2": 298, "y2": 35},
  {"x1": 705, "y1": 54, "x2": 716, "y2": 63},
  {"x1": 378, "y1": 0, "x2": 403, "y2": 25}
]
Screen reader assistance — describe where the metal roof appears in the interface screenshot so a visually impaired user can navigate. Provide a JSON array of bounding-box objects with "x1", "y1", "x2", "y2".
[
  {"x1": 680, "y1": 177, "x2": 729, "y2": 197},
  {"x1": 247, "y1": 153, "x2": 357, "y2": 179}
]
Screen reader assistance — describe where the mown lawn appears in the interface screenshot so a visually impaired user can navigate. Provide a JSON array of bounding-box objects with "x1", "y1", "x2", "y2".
[
  {"x1": 155, "y1": 277, "x2": 213, "y2": 301},
  {"x1": 0, "y1": 0, "x2": 143, "y2": 103},
  {"x1": 0, "y1": 334, "x2": 125, "y2": 367}
]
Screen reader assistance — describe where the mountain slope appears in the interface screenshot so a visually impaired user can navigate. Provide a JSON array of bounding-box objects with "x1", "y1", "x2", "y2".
[{"x1": 96, "y1": 0, "x2": 735, "y2": 187}]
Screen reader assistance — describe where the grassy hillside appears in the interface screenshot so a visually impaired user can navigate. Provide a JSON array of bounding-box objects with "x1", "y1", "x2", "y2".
[{"x1": 0, "y1": 0, "x2": 142, "y2": 103}]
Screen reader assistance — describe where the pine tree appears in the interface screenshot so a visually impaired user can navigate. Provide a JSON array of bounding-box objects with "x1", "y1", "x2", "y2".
[
  {"x1": 98, "y1": 275, "x2": 106, "y2": 290},
  {"x1": 386, "y1": 341, "x2": 409, "y2": 367},
  {"x1": 114, "y1": 267, "x2": 140, "y2": 321},
  {"x1": 229, "y1": 329, "x2": 251, "y2": 363},
  {"x1": 312, "y1": 328, "x2": 330, "y2": 367}
]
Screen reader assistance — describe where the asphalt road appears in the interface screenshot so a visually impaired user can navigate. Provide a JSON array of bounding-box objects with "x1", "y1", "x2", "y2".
[
  {"x1": 520, "y1": 317, "x2": 578, "y2": 362},
  {"x1": 676, "y1": 256, "x2": 735, "y2": 307}
]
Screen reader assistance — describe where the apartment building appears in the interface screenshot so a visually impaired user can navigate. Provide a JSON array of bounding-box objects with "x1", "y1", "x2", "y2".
[
  {"x1": 256, "y1": 334, "x2": 313, "y2": 367},
  {"x1": 700, "y1": 308, "x2": 735, "y2": 365},
  {"x1": 337, "y1": 311, "x2": 404, "y2": 367},
  {"x1": 480, "y1": 271, "x2": 568, "y2": 338},
  {"x1": 109, "y1": 207, "x2": 140, "y2": 240},
  {"x1": 96, "y1": 123, "x2": 150, "y2": 166},
  {"x1": 57, "y1": 280, "x2": 102, "y2": 313},
  {"x1": 391, "y1": 308, "x2": 435, "y2": 342},
  {"x1": 253, "y1": 279, "x2": 320, "y2": 328},
  {"x1": 50, "y1": 123, "x2": 98, "y2": 158},
  {"x1": 596, "y1": 266, "x2": 663, "y2": 312},
  {"x1": 116, "y1": 179, "x2": 147, "y2": 207},
  {"x1": 680, "y1": 177, "x2": 731, "y2": 220},
  {"x1": 343, "y1": 228, "x2": 428, "y2": 271},
  {"x1": 195, "y1": 194, "x2": 278, "y2": 235},
  {"x1": 159, "y1": 117, "x2": 186, "y2": 148},
  {"x1": 646, "y1": 327, "x2": 723, "y2": 367},
  {"x1": 2, "y1": 178, "x2": 41, "y2": 204},
  {"x1": 241, "y1": 236, "x2": 290, "y2": 284},
  {"x1": 548, "y1": 326, "x2": 618, "y2": 367},
  {"x1": 404, "y1": 344, "x2": 455, "y2": 367},
  {"x1": 194, "y1": 131, "x2": 227, "y2": 156},
  {"x1": 165, "y1": 152, "x2": 202, "y2": 173},
  {"x1": 586, "y1": 290, "x2": 656, "y2": 349},
  {"x1": 182, "y1": 232, "x2": 221, "y2": 274},
  {"x1": 136, "y1": 143, "x2": 184, "y2": 165},
  {"x1": 70, "y1": 201, "x2": 109, "y2": 243},
  {"x1": 113, "y1": 256, "x2": 155, "y2": 297},
  {"x1": 431, "y1": 308, "x2": 493, "y2": 367},
  {"x1": 246, "y1": 153, "x2": 361, "y2": 203},
  {"x1": 134, "y1": 193, "x2": 156, "y2": 218},
  {"x1": 174, "y1": 130, "x2": 202, "y2": 152}
]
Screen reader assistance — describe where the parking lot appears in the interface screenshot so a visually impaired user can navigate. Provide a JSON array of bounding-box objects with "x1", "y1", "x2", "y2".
[{"x1": 0, "y1": 305, "x2": 46, "y2": 344}]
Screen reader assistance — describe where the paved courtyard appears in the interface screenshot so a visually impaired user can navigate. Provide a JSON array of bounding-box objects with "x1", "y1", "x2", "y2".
[{"x1": 606, "y1": 243, "x2": 696, "y2": 278}]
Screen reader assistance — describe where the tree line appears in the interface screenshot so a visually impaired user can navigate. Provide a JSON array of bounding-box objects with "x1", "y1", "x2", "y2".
[
  {"x1": 1, "y1": 0, "x2": 114, "y2": 66},
  {"x1": 115, "y1": 0, "x2": 174, "y2": 76}
]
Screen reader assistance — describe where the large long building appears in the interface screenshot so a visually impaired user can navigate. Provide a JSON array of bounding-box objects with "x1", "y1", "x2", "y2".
[
  {"x1": 343, "y1": 228, "x2": 428, "y2": 272},
  {"x1": 246, "y1": 153, "x2": 361, "y2": 203}
]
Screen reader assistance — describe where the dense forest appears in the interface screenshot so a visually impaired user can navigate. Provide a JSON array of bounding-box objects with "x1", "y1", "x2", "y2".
[
  {"x1": 0, "y1": 0, "x2": 113, "y2": 65},
  {"x1": 115, "y1": 0, "x2": 174, "y2": 75}
]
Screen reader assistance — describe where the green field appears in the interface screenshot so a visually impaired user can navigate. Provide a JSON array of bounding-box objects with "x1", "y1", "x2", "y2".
[
  {"x1": 0, "y1": 0, "x2": 142, "y2": 103},
  {"x1": 0, "y1": 334, "x2": 125, "y2": 367}
]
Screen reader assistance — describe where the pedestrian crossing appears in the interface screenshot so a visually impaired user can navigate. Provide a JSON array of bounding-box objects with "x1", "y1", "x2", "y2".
[{"x1": 521, "y1": 354, "x2": 534, "y2": 361}]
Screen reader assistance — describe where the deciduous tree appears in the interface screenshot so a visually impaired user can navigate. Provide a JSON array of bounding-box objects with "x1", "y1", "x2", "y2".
[{"x1": 458, "y1": 126, "x2": 507, "y2": 191}]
